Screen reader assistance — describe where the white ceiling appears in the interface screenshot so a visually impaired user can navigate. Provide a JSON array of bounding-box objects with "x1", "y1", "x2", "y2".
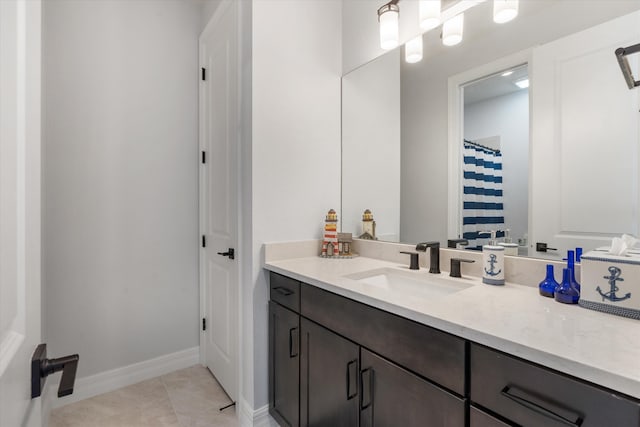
[{"x1": 464, "y1": 64, "x2": 528, "y2": 105}]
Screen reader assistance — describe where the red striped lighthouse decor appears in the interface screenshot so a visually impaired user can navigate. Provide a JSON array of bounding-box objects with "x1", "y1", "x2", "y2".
[{"x1": 321, "y1": 209, "x2": 339, "y2": 257}]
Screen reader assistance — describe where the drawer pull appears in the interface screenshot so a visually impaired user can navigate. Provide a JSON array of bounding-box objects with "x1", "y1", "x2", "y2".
[
  {"x1": 501, "y1": 385, "x2": 583, "y2": 426},
  {"x1": 273, "y1": 286, "x2": 294, "y2": 296},
  {"x1": 347, "y1": 359, "x2": 358, "y2": 400},
  {"x1": 360, "y1": 368, "x2": 374, "y2": 410},
  {"x1": 289, "y1": 328, "x2": 299, "y2": 358}
]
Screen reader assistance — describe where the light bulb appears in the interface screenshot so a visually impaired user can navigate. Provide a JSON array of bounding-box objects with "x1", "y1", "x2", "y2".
[
  {"x1": 405, "y1": 36, "x2": 423, "y2": 63},
  {"x1": 419, "y1": 0, "x2": 441, "y2": 31},
  {"x1": 442, "y1": 14, "x2": 464, "y2": 46},
  {"x1": 378, "y1": 4, "x2": 399, "y2": 50},
  {"x1": 493, "y1": 0, "x2": 518, "y2": 24}
]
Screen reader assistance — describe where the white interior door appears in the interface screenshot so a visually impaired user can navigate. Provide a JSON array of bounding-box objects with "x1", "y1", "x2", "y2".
[
  {"x1": 530, "y1": 10, "x2": 640, "y2": 253},
  {"x1": 0, "y1": 0, "x2": 42, "y2": 426},
  {"x1": 199, "y1": 0, "x2": 239, "y2": 403}
]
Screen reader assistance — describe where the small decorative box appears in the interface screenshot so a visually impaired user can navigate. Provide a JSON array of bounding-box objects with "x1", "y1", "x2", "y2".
[{"x1": 579, "y1": 251, "x2": 639, "y2": 320}]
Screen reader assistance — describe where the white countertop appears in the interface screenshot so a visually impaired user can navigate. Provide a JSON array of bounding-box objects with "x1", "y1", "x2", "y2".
[{"x1": 264, "y1": 255, "x2": 640, "y2": 400}]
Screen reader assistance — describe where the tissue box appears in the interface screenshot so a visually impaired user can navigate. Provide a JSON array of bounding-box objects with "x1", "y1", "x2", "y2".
[{"x1": 579, "y1": 251, "x2": 640, "y2": 320}]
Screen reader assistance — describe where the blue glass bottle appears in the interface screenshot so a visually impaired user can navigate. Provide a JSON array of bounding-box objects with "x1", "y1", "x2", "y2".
[
  {"x1": 538, "y1": 264, "x2": 558, "y2": 298},
  {"x1": 555, "y1": 267, "x2": 580, "y2": 304},
  {"x1": 575, "y1": 247, "x2": 583, "y2": 262},
  {"x1": 567, "y1": 250, "x2": 581, "y2": 292}
]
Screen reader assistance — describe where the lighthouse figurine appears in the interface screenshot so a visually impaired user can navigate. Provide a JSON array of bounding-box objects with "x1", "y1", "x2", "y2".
[
  {"x1": 359, "y1": 209, "x2": 377, "y2": 240},
  {"x1": 321, "y1": 209, "x2": 339, "y2": 257}
]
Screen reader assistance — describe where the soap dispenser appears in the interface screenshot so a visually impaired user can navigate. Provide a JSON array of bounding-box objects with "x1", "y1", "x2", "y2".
[{"x1": 482, "y1": 231, "x2": 505, "y2": 285}]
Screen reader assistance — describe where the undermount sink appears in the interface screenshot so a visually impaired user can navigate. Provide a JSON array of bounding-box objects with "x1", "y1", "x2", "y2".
[{"x1": 345, "y1": 268, "x2": 474, "y2": 298}]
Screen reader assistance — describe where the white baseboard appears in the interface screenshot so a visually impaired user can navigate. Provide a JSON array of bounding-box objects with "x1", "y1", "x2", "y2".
[
  {"x1": 239, "y1": 396, "x2": 279, "y2": 427},
  {"x1": 47, "y1": 346, "x2": 200, "y2": 410}
]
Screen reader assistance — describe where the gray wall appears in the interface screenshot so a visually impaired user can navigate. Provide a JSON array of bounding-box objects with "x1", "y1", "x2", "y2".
[{"x1": 42, "y1": 0, "x2": 200, "y2": 378}]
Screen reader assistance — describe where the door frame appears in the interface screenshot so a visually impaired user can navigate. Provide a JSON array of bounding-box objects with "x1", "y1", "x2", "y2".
[
  {"x1": 0, "y1": 0, "x2": 42, "y2": 426},
  {"x1": 447, "y1": 48, "x2": 532, "y2": 240},
  {"x1": 198, "y1": 0, "x2": 243, "y2": 403}
]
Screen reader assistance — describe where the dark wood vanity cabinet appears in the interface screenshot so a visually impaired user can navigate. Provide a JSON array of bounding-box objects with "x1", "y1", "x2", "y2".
[
  {"x1": 470, "y1": 344, "x2": 640, "y2": 427},
  {"x1": 269, "y1": 301, "x2": 300, "y2": 427},
  {"x1": 268, "y1": 271, "x2": 640, "y2": 427},
  {"x1": 360, "y1": 348, "x2": 465, "y2": 427},
  {"x1": 300, "y1": 318, "x2": 359, "y2": 426},
  {"x1": 269, "y1": 272, "x2": 467, "y2": 427}
]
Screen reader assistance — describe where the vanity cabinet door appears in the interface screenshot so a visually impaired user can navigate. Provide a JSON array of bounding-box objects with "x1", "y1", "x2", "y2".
[
  {"x1": 269, "y1": 302, "x2": 300, "y2": 427},
  {"x1": 470, "y1": 406, "x2": 513, "y2": 427},
  {"x1": 300, "y1": 318, "x2": 359, "y2": 427},
  {"x1": 360, "y1": 349, "x2": 466, "y2": 427}
]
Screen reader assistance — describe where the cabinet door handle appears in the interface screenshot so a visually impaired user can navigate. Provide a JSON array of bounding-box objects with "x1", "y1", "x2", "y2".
[
  {"x1": 273, "y1": 286, "x2": 294, "y2": 296},
  {"x1": 501, "y1": 385, "x2": 583, "y2": 426},
  {"x1": 289, "y1": 327, "x2": 299, "y2": 358},
  {"x1": 346, "y1": 359, "x2": 358, "y2": 400},
  {"x1": 360, "y1": 368, "x2": 374, "y2": 410}
]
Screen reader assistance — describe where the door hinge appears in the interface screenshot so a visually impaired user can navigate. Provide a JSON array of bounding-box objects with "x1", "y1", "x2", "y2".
[
  {"x1": 202, "y1": 318, "x2": 206, "y2": 331},
  {"x1": 201, "y1": 235, "x2": 206, "y2": 248},
  {"x1": 201, "y1": 151, "x2": 206, "y2": 164},
  {"x1": 201, "y1": 67, "x2": 206, "y2": 81}
]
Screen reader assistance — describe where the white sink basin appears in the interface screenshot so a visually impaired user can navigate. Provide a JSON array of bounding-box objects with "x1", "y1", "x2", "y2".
[{"x1": 345, "y1": 268, "x2": 473, "y2": 298}]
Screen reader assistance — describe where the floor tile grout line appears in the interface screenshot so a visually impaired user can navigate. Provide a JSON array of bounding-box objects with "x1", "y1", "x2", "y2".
[{"x1": 159, "y1": 371, "x2": 184, "y2": 427}]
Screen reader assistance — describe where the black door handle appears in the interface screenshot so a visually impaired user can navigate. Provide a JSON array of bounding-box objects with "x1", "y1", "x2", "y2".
[
  {"x1": 347, "y1": 359, "x2": 358, "y2": 400},
  {"x1": 31, "y1": 343, "x2": 79, "y2": 398},
  {"x1": 501, "y1": 385, "x2": 583, "y2": 426},
  {"x1": 289, "y1": 327, "x2": 299, "y2": 358},
  {"x1": 217, "y1": 248, "x2": 235, "y2": 260},
  {"x1": 360, "y1": 368, "x2": 374, "y2": 410}
]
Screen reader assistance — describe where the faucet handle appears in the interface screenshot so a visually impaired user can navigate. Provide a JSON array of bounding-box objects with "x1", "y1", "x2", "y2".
[
  {"x1": 447, "y1": 239, "x2": 469, "y2": 248},
  {"x1": 400, "y1": 251, "x2": 419, "y2": 270},
  {"x1": 450, "y1": 258, "x2": 475, "y2": 278}
]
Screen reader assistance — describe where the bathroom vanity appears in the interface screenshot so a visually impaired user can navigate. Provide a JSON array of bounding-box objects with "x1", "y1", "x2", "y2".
[{"x1": 265, "y1": 244, "x2": 640, "y2": 427}]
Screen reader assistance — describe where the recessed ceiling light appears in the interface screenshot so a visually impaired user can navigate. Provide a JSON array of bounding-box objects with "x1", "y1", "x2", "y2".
[
  {"x1": 501, "y1": 70, "x2": 513, "y2": 77},
  {"x1": 515, "y1": 78, "x2": 529, "y2": 89}
]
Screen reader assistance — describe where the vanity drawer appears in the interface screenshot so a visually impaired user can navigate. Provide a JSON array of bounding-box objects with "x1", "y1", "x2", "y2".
[
  {"x1": 470, "y1": 344, "x2": 640, "y2": 427},
  {"x1": 300, "y1": 283, "x2": 466, "y2": 395},
  {"x1": 270, "y1": 272, "x2": 301, "y2": 313}
]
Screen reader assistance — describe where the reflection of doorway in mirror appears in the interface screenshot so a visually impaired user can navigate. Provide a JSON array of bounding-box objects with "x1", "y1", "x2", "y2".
[{"x1": 462, "y1": 65, "x2": 529, "y2": 250}]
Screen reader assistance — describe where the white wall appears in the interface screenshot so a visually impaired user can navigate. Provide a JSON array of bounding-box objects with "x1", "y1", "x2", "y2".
[
  {"x1": 465, "y1": 90, "x2": 529, "y2": 243},
  {"x1": 342, "y1": 49, "x2": 401, "y2": 241},
  {"x1": 43, "y1": 0, "x2": 200, "y2": 378},
  {"x1": 250, "y1": 0, "x2": 342, "y2": 409}
]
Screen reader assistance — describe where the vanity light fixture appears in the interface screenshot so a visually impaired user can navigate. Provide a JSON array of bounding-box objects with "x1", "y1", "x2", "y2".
[
  {"x1": 419, "y1": 0, "x2": 441, "y2": 31},
  {"x1": 442, "y1": 13, "x2": 464, "y2": 47},
  {"x1": 405, "y1": 35, "x2": 423, "y2": 63},
  {"x1": 493, "y1": 0, "x2": 518, "y2": 24},
  {"x1": 378, "y1": 1, "x2": 400, "y2": 50},
  {"x1": 515, "y1": 78, "x2": 529, "y2": 89}
]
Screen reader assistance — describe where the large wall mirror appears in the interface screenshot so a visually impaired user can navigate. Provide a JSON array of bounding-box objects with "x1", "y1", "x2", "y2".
[{"x1": 342, "y1": 0, "x2": 640, "y2": 259}]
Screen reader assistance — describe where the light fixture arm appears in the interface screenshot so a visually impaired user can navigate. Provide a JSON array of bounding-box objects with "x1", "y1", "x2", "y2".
[
  {"x1": 616, "y1": 43, "x2": 640, "y2": 90},
  {"x1": 377, "y1": 0, "x2": 400, "y2": 20}
]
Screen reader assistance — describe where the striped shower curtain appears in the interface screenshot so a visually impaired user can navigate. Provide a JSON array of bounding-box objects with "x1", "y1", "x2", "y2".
[{"x1": 462, "y1": 142, "x2": 504, "y2": 250}]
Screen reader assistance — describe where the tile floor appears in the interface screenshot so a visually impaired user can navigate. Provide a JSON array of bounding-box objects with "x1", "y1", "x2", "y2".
[{"x1": 49, "y1": 365, "x2": 239, "y2": 427}]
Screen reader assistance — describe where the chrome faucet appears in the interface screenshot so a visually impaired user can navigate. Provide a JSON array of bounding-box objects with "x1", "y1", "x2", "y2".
[{"x1": 416, "y1": 242, "x2": 440, "y2": 274}]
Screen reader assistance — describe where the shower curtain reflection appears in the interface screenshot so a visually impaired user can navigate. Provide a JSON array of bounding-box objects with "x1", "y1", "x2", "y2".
[{"x1": 462, "y1": 141, "x2": 504, "y2": 250}]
